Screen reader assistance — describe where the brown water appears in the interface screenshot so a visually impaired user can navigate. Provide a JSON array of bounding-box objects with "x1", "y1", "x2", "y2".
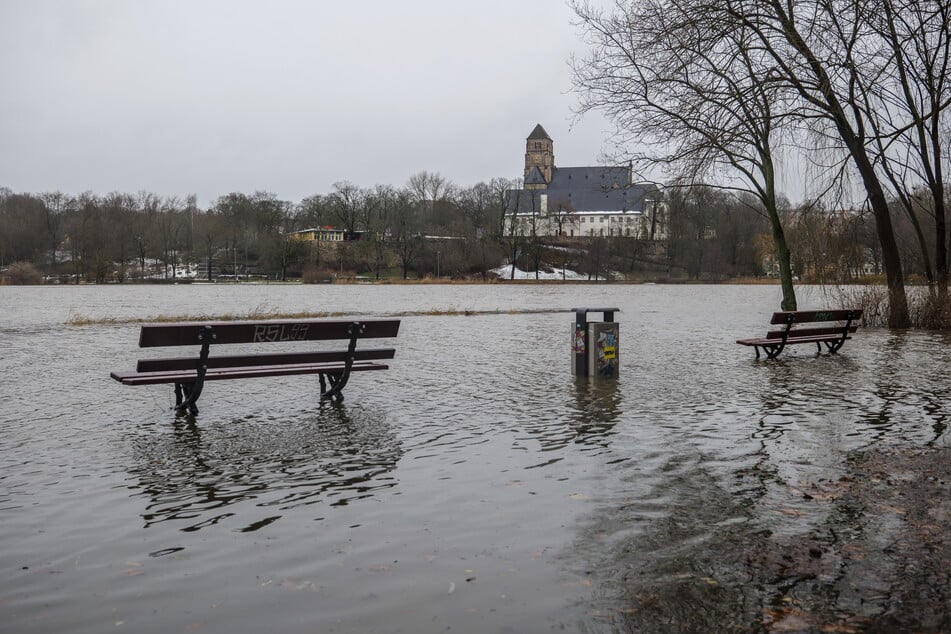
[{"x1": 0, "y1": 284, "x2": 947, "y2": 633}]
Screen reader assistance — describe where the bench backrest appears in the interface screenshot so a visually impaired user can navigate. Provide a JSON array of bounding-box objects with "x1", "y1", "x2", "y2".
[
  {"x1": 138, "y1": 319, "x2": 400, "y2": 348},
  {"x1": 765, "y1": 309, "x2": 861, "y2": 340}
]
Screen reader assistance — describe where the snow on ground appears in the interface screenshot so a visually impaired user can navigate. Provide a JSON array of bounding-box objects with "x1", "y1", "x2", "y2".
[{"x1": 491, "y1": 265, "x2": 599, "y2": 281}]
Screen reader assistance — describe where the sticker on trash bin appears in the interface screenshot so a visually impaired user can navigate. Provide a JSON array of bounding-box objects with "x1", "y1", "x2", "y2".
[
  {"x1": 598, "y1": 332, "x2": 617, "y2": 360},
  {"x1": 572, "y1": 326, "x2": 586, "y2": 353}
]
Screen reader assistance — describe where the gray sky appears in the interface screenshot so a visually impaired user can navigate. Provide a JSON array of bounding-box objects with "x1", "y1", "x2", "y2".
[{"x1": 0, "y1": 0, "x2": 618, "y2": 206}]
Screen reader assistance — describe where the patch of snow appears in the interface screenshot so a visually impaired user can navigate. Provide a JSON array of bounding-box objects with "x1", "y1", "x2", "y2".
[{"x1": 491, "y1": 265, "x2": 598, "y2": 281}]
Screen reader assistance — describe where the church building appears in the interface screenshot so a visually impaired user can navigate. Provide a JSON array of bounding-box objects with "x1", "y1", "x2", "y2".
[{"x1": 506, "y1": 124, "x2": 665, "y2": 239}]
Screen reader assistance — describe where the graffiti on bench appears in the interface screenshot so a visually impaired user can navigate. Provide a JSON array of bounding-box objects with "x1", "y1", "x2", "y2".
[{"x1": 253, "y1": 323, "x2": 311, "y2": 343}]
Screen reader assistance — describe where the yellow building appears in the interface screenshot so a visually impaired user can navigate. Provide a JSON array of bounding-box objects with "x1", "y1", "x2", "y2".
[{"x1": 289, "y1": 227, "x2": 347, "y2": 242}]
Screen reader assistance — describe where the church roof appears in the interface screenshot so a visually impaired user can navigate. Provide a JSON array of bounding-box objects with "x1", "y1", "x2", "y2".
[
  {"x1": 506, "y1": 164, "x2": 659, "y2": 215},
  {"x1": 543, "y1": 183, "x2": 645, "y2": 213},
  {"x1": 527, "y1": 124, "x2": 552, "y2": 141},
  {"x1": 513, "y1": 124, "x2": 661, "y2": 216},
  {"x1": 524, "y1": 166, "x2": 548, "y2": 185},
  {"x1": 549, "y1": 166, "x2": 630, "y2": 190}
]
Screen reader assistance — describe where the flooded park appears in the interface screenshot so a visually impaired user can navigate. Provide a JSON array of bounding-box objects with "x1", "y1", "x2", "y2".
[{"x1": 1, "y1": 283, "x2": 948, "y2": 633}]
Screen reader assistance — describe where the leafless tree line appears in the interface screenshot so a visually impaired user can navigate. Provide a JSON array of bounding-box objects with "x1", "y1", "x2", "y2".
[
  {"x1": 0, "y1": 173, "x2": 516, "y2": 283},
  {"x1": 572, "y1": 0, "x2": 951, "y2": 327},
  {"x1": 2, "y1": 177, "x2": 929, "y2": 285}
]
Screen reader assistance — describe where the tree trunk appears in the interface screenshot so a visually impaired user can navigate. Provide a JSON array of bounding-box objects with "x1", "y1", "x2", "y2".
[
  {"x1": 848, "y1": 136, "x2": 910, "y2": 327},
  {"x1": 763, "y1": 156, "x2": 797, "y2": 310},
  {"x1": 765, "y1": 1, "x2": 910, "y2": 327}
]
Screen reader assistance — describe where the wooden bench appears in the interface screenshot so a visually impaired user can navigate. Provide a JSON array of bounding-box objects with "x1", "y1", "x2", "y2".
[
  {"x1": 736, "y1": 309, "x2": 862, "y2": 359},
  {"x1": 110, "y1": 318, "x2": 400, "y2": 415}
]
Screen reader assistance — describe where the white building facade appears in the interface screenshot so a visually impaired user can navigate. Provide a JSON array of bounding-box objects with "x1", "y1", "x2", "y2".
[{"x1": 505, "y1": 124, "x2": 667, "y2": 240}]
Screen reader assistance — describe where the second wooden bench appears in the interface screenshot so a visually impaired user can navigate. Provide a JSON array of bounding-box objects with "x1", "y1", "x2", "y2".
[
  {"x1": 736, "y1": 309, "x2": 862, "y2": 359},
  {"x1": 110, "y1": 318, "x2": 400, "y2": 415}
]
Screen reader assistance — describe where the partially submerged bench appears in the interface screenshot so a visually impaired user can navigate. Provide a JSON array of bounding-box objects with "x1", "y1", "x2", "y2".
[
  {"x1": 736, "y1": 309, "x2": 862, "y2": 359},
  {"x1": 110, "y1": 318, "x2": 400, "y2": 415}
]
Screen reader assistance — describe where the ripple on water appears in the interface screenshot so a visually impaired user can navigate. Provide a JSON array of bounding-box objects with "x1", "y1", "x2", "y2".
[
  {"x1": 121, "y1": 403, "x2": 402, "y2": 531},
  {"x1": 2, "y1": 285, "x2": 949, "y2": 634}
]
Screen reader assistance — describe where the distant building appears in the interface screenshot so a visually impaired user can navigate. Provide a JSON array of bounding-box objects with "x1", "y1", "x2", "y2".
[
  {"x1": 290, "y1": 227, "x2": 347, "y2": 242},
  {"x1": 506, "y1": 124, "x2": 666, "y2": 239},
  {"x1": 290, "y1": 227, "x2": 370, "y2": 242}
]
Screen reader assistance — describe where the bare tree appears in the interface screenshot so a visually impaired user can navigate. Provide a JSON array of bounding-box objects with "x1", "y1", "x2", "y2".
[
  {"x1": 581, "y1": 237, "x2": 609, "y2": 281},
  {"x1": 0, "y1": 192, "x2": 47, "y2": 271},
  {"x1": 458, "y1": 182, "x2": 506, "y2": 280},
  {"x1": 102, "y1": 192, "x2": 137, "y2": 282},
  {"x1": 270, "y1": 201, "x2": 306, "y2": 281},
  {"x1": 135, "y1": 191, "x2": 162, "y2": 278},
  {"x1": 157, "y1": 197, "x2": 184, "y2": 279},
  {"x1": 363, "y1": 185, "x2": 398, "y2": 280},
  {"x1": 572, "y1": 0, "x2": 800, "y2": 308},
  {"x1": 327, "y1": 181, "x2": 364, "y2": 235},
  {"x1": 298, "y1": 194, "x2": 329, "y2": 228},
  {"x1": 489, "y1": 177, "x2": 518, "y2": 237},
  {"x1": 719, "y1": 0, "x2": 910, "y2": 326},
  {"x1": 865, "y1": 1, "x2": 951, "y2": 295},
  {"x1": 548, "y1": 196, "x2": 579, "y2": 237},
  {"x1": 391, "y1": 188, "x2": 424, "y2": 279},
  {"x1": 39, "y1": 191, "x2": 70, "y2": 277},
  {"x1": 501, "y1": 186, "x2": 532, "y2": 279},
  {"x1": 407, "y1": 171, "x2": 450, "y2": 207}
]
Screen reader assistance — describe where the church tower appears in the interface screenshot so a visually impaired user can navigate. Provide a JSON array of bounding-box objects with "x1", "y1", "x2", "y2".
[{"x1": 524, "y1": 123, "x2": 553, "y2": 190}]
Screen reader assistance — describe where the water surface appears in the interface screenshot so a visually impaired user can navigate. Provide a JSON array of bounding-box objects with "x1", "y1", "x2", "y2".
[{"x1": 1, "y1": 284, "x2": 947, "y2": 633}]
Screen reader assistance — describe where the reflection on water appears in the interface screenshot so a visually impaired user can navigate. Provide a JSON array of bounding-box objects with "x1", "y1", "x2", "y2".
[
  {"x1": 572, "y1": 323, "x2": 951, "y2": 632},
  {"x1": 566, "y1": 378, "x2": 621, "y2": 444},
  {"x1": 515, "y1": 379, "x2": 621, "y2": 468},
  {"x1": 579, "y1": 454, "x2": 767, "y2": 633},
  {"x1": 571, "y1": 378, "x2": 622, "y2": 424},
  {"x1": 127, "y1": 402, "x2": 401, "y2": 532},
  {"x1": 861, "y1": 331, "x2": 951, "y2": 444},
  {"x1": 2, "y1": 284, "x2": 949, "y2": 634}
]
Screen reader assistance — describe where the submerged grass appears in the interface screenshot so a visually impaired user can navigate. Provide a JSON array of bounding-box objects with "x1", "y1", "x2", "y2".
[
  {"x1": 825, "y1": 284, "x2": 951, "y2": 329},
  {"x1": 66, "y1": 306, "x2": 565, "y2": 326}
]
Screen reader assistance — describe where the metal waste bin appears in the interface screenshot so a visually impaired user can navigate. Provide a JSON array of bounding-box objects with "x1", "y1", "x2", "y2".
[{"x1": 571, "y1": 307, "x2": 620, "y2": 378}]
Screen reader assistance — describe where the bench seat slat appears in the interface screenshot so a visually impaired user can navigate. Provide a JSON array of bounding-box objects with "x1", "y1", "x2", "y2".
[
  {"x1": 763, "y1": 325, "x2": 859, "y2": 340},
  {"x1": 136, "y1": 348, "x2": 396, "y2": 373},
  {"x1": 737, "y1": 334, "x2": 851, "y2": 346},
  {"x1": 111, "y1": 361, "x2": 389, "y2": 386}
]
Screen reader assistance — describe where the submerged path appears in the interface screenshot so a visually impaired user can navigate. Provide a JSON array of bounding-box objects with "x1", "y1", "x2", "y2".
[{"x1": 591, "y1": 445, "x2": 950, "y2": 632}]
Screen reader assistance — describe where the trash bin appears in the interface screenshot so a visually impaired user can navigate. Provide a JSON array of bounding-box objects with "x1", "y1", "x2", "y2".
[{"x1": 571, "y1": 307, "x2": 620, "y2": 378}]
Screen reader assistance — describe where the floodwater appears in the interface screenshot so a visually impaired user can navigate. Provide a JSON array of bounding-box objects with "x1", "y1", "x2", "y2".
[{"x1": 0, "y1": 283, "x2": 947, "y2": 633}]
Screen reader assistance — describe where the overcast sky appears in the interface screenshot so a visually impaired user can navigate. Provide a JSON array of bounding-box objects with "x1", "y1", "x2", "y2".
[{"x1": 0, "y1": 0, "x2": 626, "y2": 206}]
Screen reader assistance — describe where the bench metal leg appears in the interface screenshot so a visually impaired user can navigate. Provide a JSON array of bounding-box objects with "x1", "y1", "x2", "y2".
[
  {"x1": 173, "y1": 325, "x2": 214, "y2": 416},
  {"x1": 320, "y1": 372, "x2": 346, "y2": 402},
  {"x1": 319, "y1": 321, "x2": 364, "y2": 402},
  {"x1": 753, "y1": 344, "x2": 785, "y2": 359},
  {"x1": 174, "y1": 382, "x2": 200, "y2": 416}
]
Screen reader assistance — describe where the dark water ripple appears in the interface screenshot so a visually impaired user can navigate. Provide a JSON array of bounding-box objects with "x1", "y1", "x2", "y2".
[
  {"x1": 1, "y1": 285, "x2": 949, "y2": 633},
  {"x1": 124, "y1": 404, "x2": 403, "y2": 530}
]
